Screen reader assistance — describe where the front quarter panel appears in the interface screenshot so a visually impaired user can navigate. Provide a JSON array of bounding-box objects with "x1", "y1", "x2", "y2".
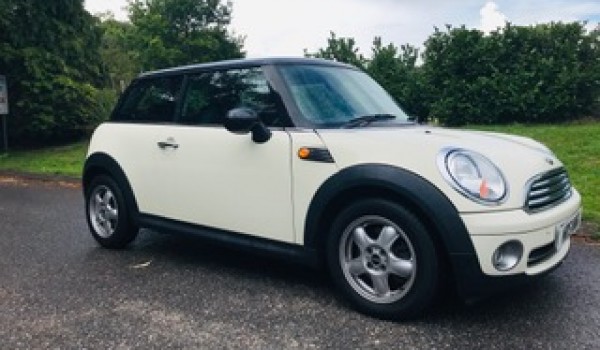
[
  {"x1": 290, "y1": 130, "x2": 339, "y2": 244},
  {"x1": 316, "y1": 127, "x2": 566, "y2": 213}
]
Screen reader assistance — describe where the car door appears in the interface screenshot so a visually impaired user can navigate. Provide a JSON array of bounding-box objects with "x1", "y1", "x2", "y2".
[
  {"x1": 106, "y1": 74, "x2": 185, "y2": 219},
  {"x1": 146, "y1": 67, "x2": 296, "y2": 243}
]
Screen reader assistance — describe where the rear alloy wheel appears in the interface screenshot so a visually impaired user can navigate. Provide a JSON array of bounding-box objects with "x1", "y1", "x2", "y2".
[
  {"x1": 327, "y1": 199, "x2": 439, "y2": 320},
  {"x1": 86, "y1": 175, "x2": 137, "y2": 248}
]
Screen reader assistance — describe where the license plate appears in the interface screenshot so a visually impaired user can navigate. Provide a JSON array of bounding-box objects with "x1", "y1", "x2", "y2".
[{"x1": 555, "y1": 210, "x2": 582, "y2": 251}]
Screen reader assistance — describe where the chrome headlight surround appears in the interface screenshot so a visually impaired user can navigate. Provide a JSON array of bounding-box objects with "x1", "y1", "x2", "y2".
[{"x1": 437, "y1": 148, "x2": 508, "y2": 205}]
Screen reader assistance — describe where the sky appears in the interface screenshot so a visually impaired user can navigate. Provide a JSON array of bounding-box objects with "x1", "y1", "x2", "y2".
[{"x1": 85, "y1": 0, "x2": 600, "y2": 58}]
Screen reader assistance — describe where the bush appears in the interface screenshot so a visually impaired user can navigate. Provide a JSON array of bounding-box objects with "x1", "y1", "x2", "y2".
[
  {"x1": 0, "y1": 0, "x2": 108, "y2": 148},
  {"x1": 422, "y1": 22, "x2": 600, "y2": 125},
  {"x1": 5, "y1": 49, "x2": 108, "y2": 147}
]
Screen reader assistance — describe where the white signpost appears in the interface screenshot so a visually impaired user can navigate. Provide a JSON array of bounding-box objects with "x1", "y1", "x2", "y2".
[{"x1": 0, "y1": 75, "x2": 8, "y2": 152}]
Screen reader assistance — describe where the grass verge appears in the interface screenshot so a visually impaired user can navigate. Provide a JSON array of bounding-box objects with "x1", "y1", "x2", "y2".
[{"x1": 0, "y1": 141, "x2": 87, "y2": 178}]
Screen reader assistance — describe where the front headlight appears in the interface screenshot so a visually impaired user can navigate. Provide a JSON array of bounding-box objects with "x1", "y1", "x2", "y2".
[{"x1": 437, "y1": 148, "x2": 508, "y2": 205}]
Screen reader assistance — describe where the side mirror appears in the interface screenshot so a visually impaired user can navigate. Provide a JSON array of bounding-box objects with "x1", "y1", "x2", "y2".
[{"x1": 224, "y1": 107, "x2": 271, "y2": 143}]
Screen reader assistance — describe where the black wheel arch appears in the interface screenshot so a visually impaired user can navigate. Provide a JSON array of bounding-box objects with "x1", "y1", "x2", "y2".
[
  {"x1": 304, "y1": 163, "x2": 477, "y2": 271},
  {"x1": 83, "y1": 152, "x2": 140, "y2": 224}
]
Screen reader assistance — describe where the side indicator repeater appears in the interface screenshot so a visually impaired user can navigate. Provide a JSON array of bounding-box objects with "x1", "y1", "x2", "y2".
[
  {"x1": 297, "y1": 147, "x2": 335, "y2": 163},
  {"x1": 298, "y1": 147, "x2": 311, "y2": 159}
]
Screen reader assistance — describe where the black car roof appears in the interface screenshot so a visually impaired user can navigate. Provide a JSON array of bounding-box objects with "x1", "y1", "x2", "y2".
[{"x1": 137, "y1": 57, "x2": 357, "y2": 79}]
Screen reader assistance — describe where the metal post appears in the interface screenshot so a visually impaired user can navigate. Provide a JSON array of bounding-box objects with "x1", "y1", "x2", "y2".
[
  {"x1": 0, "y1": 75, "x2": 7, "y2": 153},
  {"x1": 2, "y1": 114, "x2": 6, "y2": 153}
]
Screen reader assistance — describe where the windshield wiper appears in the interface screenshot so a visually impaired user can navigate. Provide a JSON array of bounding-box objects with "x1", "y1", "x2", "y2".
[{"x1": 342, "y1": 114, "x2": 396, "y2": 128}]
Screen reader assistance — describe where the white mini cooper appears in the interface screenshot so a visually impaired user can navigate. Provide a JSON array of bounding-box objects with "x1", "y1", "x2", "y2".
[{"x1": 84, "y1": 58, "x2": 581, "y2": 319}]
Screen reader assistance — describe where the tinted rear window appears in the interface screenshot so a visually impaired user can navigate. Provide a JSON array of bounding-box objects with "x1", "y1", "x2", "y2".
[{"x1": 114, "y1": 76, "x2": 183, "y2": 123}]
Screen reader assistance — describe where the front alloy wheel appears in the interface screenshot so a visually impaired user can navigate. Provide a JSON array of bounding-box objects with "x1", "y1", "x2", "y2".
[
  {"x1": 327, "y1": 199, "x2": 439, "y2": 320},
  {"x1": 340, "y1": 216, "x2": 416, "y2": 304}
]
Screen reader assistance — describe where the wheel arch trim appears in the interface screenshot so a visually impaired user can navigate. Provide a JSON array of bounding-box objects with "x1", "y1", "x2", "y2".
[
  {"x1": 83, "y1": 152, "x2": 140, "y2": 222},
  {"x1": 303, "y1": 163, "x2": 476, "y2": 257}
]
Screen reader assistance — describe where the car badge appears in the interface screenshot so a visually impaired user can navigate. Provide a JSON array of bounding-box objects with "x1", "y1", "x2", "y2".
[{"x1": 545, "y1": 157, "x2": 554, "y2": 166}]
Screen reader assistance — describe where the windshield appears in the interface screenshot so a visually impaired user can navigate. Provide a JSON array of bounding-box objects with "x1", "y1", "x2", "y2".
[{"x1": 278, "y1": 64, "x2": 409, "y2": 127}]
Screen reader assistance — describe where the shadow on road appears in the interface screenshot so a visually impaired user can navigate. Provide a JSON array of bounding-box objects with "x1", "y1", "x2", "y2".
[{"x1": 85, "y1": 228, "x2": 566, "y2": 323}]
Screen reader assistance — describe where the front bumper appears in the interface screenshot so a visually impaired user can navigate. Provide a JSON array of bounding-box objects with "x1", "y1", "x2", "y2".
[
  {"x1": 461, "y1": 189, "x2": 581, "y2": 276},
  {"x1": 452, "y1": 189, "x2": 581, "y2": 300},
  {"x1": 450, "y1": 252, "x2": 565, "y2": 302}
]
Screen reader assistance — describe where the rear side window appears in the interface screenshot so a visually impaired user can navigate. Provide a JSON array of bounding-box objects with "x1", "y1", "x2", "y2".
[
  {"x1": 180, "y1": 67, "x2": 288, "y2": 127},
  {"x1": 114, "y1": 76, "x2": 183, "y2": 123}
]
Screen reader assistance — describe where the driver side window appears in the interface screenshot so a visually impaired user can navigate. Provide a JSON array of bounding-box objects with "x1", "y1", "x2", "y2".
[{"x1": 180, "y1": 67, "x2": 288, "y2": 127}]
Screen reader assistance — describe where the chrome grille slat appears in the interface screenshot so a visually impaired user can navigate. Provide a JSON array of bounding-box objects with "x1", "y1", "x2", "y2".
[
  {"x1": 525, "y1": 168, "x2": 572, "y2": 212},
  {"x1": 529, "y1": 181, "x2": 569, "y2": 200},
  {"x1": 530, "y1": 174, "x2": 568, "y2": 191},
  {"x1": 528, "y1": 177, "x2": 570, "y2": 198},
  {"x1": 528, "y1": 190, "x2": 570, "y2": 207}
]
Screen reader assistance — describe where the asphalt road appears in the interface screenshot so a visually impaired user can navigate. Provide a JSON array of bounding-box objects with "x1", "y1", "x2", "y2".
[{"x1": 1, "y1": 178, "x2": 599, "y2": 349}]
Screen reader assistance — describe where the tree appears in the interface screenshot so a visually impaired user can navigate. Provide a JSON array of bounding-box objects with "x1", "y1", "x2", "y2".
[
  {"x1": 305, "y1": 31, "x2": 367, "y2": 70},
  {"x1": 368, "y1": 37, "x2": 427, "y2": 119},
  {"x1": 421, "y1": 25, "x2": 490, "y2": 125},
  {"x1": 127, "y1": 0, "x2": 245, "y2": 71},
  {"x1": 0, "y1": 0, "x2": 109, "y2": 146},
  {"x1": 98, "y1": 13, "x2": 141, "y2": 91}
]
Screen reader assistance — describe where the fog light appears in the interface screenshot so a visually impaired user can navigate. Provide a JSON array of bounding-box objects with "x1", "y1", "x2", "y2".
[{"x1": 492, "y1": 240, "x2": 523, "y2": 271}]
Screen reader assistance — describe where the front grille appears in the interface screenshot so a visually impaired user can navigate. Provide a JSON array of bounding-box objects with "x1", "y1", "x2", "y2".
[{"x1": 525, "y1": 168, "x2": 572, "y2": 212}]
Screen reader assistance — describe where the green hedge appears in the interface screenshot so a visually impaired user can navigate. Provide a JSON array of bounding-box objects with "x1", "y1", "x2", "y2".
[{"x1": 422, "y1": 22, "x2": 599, "y2": 125}]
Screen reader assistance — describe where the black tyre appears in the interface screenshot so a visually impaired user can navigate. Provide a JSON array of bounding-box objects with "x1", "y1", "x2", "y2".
[
  {"x1": 326, "y1": 198, "x2": 439, "y2": 320},
  {"x1": 85, "y1": 175, "x2": 138, "y2": 248}
]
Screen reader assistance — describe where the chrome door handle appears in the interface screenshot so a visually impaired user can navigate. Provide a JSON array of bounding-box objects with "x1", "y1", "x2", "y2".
[{"x1": 157, "y1": 140, "x2": 179, "y2": 149}]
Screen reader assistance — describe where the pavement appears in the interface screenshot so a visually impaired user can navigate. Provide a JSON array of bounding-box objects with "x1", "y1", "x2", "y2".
[{"x1": 1, "y1": 177, "x2": 599, "y2": 349}]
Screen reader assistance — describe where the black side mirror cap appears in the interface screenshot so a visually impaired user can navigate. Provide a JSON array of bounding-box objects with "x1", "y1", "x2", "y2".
[{"x1": 224, "y1": 107, "x2": 271, "y2": 143}]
